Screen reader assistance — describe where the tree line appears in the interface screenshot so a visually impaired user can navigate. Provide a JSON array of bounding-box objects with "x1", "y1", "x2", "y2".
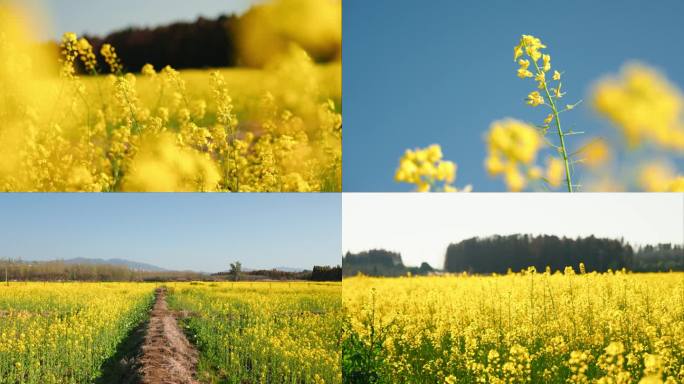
[
  {"x1": 215, "y1": 264, "x2": 342, "y2": 281},
  {"x1": 0, "y1": 259, "x2": 342, "y2": 282},
  {"x1": 630, "y1": 243, "x2": 684, "y2": 272},
  {"x1": 343, "y1": 235, "x2": 683, "y2": 276},
  {"x1": 0, "y1": 259, "x2": 203, "y2": 282},
  {"x1": 342, "y1": 249, "x2": 434, "y2": 277},
  {"x1": 445, "y1": 234, "x2": 636, "y2": 273},
  {"x1": 76, "y1": 15, "x2": 239, "y2": 73},
  {"x1": 45, "y1": 1, "x2": 341, "y2": 73}
]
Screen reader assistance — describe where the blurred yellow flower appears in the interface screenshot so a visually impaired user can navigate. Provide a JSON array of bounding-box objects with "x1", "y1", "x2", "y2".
[
  {"x1": 592, "y1": 63, "x2": 684, "y2": 151},
  {"x1": 395, "y1": 144, "x2": 470, "y2": 192},
  {"x1": 504, "y1": 167, "x2": 525, "y2": 191},
  {"x1": 545, "y1": 157, "x2": 564, "y2": 188},
  {"x1": 582, "y1": 140, "x2": 611, "y2": 168},
  {"x1": 486, "y1": 119, "x2": 541, "y2": 166},
  {"x1": 638, "y1": 162, "x2": 684, "y2": 192},
  {"x1": 667, "y1": 176, "x2": 684, "y2": 191},
  {"x1": 527, "y1": 166, "x2": 543, "y2": 180},
  {"x1": 485, "y1": 119, "x2": 543, "y2": 191}
]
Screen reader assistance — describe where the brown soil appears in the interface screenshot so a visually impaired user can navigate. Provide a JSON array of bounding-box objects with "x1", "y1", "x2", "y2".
[{"x1": 138, "y1": 287, "x2": 199, "y2": 384}]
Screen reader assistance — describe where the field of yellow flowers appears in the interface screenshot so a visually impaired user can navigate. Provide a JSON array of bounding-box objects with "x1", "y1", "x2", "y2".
[
  {"x1": 0, "y1": 282, "x2": 155, "y2": 384},
  {"x1": 342, "y1": 270, "x2": 684, "y2": 383},
  {"x1": 0, "y1": 5, "x2": 341, "y2": 192},
  {"x1": 167, "y1": 281, "x2": 342, "y2": 384}
]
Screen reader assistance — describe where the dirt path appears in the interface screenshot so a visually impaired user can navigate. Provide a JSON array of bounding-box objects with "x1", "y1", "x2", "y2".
[
  {"x1": 138, "y1": 287, "x2": 199, "y2": 384},
  {"x1": 98, "y1": 287, "x2": 199, "y2": 384}
]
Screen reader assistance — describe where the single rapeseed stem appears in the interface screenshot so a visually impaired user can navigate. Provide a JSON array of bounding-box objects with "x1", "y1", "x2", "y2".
[{"x1": 514, "y1": 35, "x2": 582, "y2": 192}]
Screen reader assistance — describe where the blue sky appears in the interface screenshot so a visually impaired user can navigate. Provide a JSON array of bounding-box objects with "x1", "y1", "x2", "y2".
[
  {"x1": 343, "y1": 0, "x2": 684, "y2": 191},
  {"x1": 23, "y1": 0, "x2": 262, "y2": 40},
  {"x1": 0, "y1": 194, "x2": 341, "y2": 272}
]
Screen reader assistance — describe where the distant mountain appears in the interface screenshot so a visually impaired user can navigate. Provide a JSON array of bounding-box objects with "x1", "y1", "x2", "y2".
[{"x1": 62, "y1": 258, "x2": 166, "y2": 272}]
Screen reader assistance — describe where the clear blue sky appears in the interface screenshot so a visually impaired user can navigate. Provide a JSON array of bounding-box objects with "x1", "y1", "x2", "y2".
[
  {"x1": 343, "y1": 0, "x2": 684, "y2": 191},
  {"x1": 23, "y1": 0, "x2": 262, "y2": 40},
  {"x1": 0, "y1": 194, "x2": 341, "y2": 272}
]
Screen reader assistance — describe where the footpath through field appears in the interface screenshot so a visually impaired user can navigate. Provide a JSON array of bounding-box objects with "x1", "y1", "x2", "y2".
[
  {"x1": 139, "y1": 287, "x2": 199, "y2": 384},
  {"x1": 98, "y1": 287, "x2": 199, "y2": 384}
]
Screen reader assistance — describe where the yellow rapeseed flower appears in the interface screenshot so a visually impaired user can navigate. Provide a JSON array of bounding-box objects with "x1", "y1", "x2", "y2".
[
  {"x1": 542, "y1": 54, "x2": 551, "y2": 72},
  {"x1": 592, "y1": 63, "x2": 684, "y2": 150},
  {"x1": 100, "y1": 43, "x2": 122, "y2": 73},
  {"x1": 526, "y1": 91, "x2": 545, "y2": 106},
  {"x1": 546, "y1": 157, "x2": 564, "y2": 187},
  {"x1": 582, "y1": 140, "x2": 611, "y2": 167},
  {"x1": 395, "y1": 144, "x2": 469, "y2": 192}
]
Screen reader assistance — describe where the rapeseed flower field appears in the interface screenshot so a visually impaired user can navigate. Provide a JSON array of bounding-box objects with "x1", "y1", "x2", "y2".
[
  {"x1": 0, "y1": 4, "x2": 341, "y2": 192},
  {"x1": 0, "y1": 281, "x2": 342, "y2": 383},
  {"x1": 0, "y1": 283, "x2": 155, "y2": 383},
  {"x1": 343, "y1": 270, "x2": 684, "y2": 383},
  {"x1": 167, "y1": 281, "x2": 342, "y2": 384}
]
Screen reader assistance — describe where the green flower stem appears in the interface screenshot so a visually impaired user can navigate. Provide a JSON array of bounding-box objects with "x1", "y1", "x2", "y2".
[{"x1": 532, "y1": 59, "x2": 574, "y2": 192}]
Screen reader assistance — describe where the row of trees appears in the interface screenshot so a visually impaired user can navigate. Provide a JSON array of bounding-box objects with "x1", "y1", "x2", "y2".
[
  {"x1": 632, "y1": 243, "x2": 684, "y2": 271},
  {"x1": 0, "y1": 259, "x2": 344, "y2": 282},
  {"x1": 444, "y1": 234, "x2": 636, "y2": 273},
  {"x1": 47, "y1": 1, "x2": 342, "y2": 72},
  {"x1": 310, "y1": 265, "x2": 343, "y2": 281},
  {"x1": 216, "y1": 262, "x2": 342, "y2": 281},
  {"x1": 342, "y1": 250, "x2": 434, "y2": 277},
  {"x1": 0, "y1": 259, "x2": 203, "y2": 282},
  {"x1": 75, "y1": 15, "x2": 239, "y2": 73},
  {"x1": 342, "y1": 235, "x2": 683, "y2": 277}
]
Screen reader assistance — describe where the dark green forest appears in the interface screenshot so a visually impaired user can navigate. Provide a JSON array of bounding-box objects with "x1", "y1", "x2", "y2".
[
  {"x1": 45, "y1": 5, "x2": 340, "y2": 73},
  {"x1": 342, "y1": 249, "x2": 433, "y2": 277}
]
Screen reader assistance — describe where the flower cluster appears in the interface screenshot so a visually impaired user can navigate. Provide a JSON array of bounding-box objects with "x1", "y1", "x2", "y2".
[
  {"x1": 395, "y1": 144, "x2": 470, "y2": 192},
  {"x1": 484, "y1": 119, "x2": 564, "y2": 191},
  {"x1": 514, "y1": 35, "x2": 563, "y2": 108},
  {"x1": 593, "y1": 63, "x2": 684, "y2": 150},
  {"x1": 100, "y1": 43, "x2": 122, "y2": 74},
  {"x1": 638, "y1": 162, "x2": 684, "y2": 192},
  {"x1": 583, "y1": 63, "x2": 684, "y2": 191}
]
